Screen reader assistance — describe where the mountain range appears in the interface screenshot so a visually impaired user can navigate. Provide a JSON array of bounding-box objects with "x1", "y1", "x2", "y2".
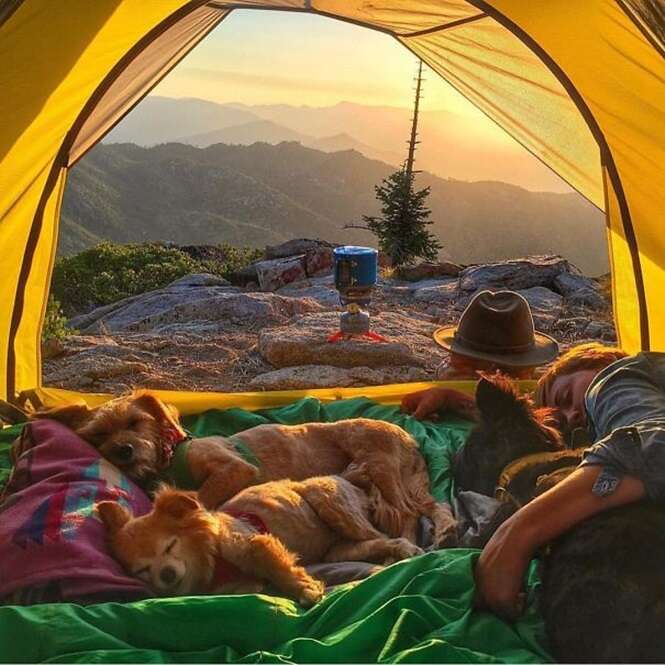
[
  {"x1": 61, "y1": 141, "x2": 607, "y2": 275},
  {"x1": 104, "y1": 96, "x2": 572, "y2": 193}
]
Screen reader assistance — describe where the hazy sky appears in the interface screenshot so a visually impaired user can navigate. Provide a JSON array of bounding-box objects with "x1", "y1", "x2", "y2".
[
  {"x1": 154, "y1": 9, "x2": 487, "y2": 117},
  {"x1": 150, "y1": 9, "x2": 571, "y2": 193}
]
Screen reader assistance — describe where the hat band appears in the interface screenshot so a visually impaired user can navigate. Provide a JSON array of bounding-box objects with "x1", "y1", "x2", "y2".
[{"x1": 453, "y1": 331, "x2": 535, "y2": 354}]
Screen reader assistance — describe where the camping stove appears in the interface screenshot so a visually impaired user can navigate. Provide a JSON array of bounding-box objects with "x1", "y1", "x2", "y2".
[{"x1": 327, "y1": 246, "x2": 387, "y2": 343}]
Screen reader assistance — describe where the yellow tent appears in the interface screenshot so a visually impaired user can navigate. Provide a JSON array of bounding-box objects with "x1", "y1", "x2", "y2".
[{"x1": 1, "y1": 0, "x2": 664, "y2": 410}]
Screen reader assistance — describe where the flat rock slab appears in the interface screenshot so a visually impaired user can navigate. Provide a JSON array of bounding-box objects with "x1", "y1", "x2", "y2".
[
  {"x1": 259, "y1": 311, "x2": 444, "y2": 369},
  {"x1": 277, "y1": 284, "x2": 341, "y2": 307},
  {"x1": 459, "y1": 255, "x2": 569, "y2": 292},
  {"x1": 397, "y1": 261, "x2": 462, "y2": 281},
  {"x1": 44, "y1": 332, "x2": 272, "y2": 393},
  {"x1": 412, "y1": 279, "x2": 459, "y2": 303},
  {"x1": 69, "y1": 274, "x2": 323, "y2": 333},
  {"x1": 249, "y1": 365, "x2": 429, "y2": 390}
]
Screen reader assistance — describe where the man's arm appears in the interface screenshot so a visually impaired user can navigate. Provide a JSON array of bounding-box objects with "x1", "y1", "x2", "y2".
[
  {"x1": 474, "y1": 465, "x2": 645, "y2": 620},
  {"x1": 401, "y1": 387, "x2": 478, "y2": 421}
]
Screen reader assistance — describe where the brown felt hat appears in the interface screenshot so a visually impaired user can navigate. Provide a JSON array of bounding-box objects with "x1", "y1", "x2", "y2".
[{"x1": 433, "y1": 290, "x2": 559, "y2": 367}]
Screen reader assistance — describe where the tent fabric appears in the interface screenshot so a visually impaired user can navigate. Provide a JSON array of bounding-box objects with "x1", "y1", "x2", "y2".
[
  {"x1": 31, "y1": 379, "x2": 488, "y2": 416},
  {"x1": 0, "y1": 0, "x2": 664, "y2": 402},
  {"x1": 0, "y1": 397, "x2": 553, "y2": 663}
]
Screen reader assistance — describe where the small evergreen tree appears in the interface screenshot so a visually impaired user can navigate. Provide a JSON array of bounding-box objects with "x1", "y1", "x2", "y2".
[
  {"x1": 362, "y1": 167, "x2": 441, "y2": 266},
  {"x1": 353, "y1": 60, "x2": 442, "y2": 267}
]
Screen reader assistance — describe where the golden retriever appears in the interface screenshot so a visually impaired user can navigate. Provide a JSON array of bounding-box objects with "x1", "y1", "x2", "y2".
[
  {"x1": 98, "y1": 482, "x2": 422, "y2": 606},
  {"x1": 36, "y1": 392, "x2": 456, "y2": 547}
]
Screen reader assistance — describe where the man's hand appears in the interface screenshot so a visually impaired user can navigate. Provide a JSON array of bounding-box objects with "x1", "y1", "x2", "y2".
[
  {"x1": 474, "y1": 515, "x2": 532, "y2": 621},
  {"x1": 401, "y1": 387, "x2": 477, "y2": 421}
]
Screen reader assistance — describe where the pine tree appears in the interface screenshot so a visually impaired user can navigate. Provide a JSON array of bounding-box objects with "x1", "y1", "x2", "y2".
[{"x1": 357, "y1": 61, "x2": 442, "y2": 267}]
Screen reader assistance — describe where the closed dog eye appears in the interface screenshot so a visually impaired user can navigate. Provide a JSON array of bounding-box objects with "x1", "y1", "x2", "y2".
[
  {"x1": 164, "y1": 538, "x2": 177, "y2": 554},
  {"x1": 133, "y1": 565, "x2": 150, "y2": 579}
]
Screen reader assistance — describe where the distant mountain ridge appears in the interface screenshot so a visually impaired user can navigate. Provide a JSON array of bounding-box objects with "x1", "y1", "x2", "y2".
[
  {"x1": 178, "y1": 119, "x2": 402, "y2": 166},
  {"x1": 61, "y1": 141, "x2": 607, "y2": 275},
  {"x1": 104, "y1": 96, "x2": 573, "y2": 193}
]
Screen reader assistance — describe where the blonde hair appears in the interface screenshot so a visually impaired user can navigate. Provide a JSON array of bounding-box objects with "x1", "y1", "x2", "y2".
[{"x1": 535, "y1": 343, "x2": 627, "y2": 406}]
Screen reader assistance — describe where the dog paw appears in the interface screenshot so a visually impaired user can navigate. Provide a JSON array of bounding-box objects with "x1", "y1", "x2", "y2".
[
  {"x1": 390, "y1": 538, "x2": 425, "y2": 561},
  {"x1": 296, "y1": 578, "x2": 325, "y2": 608},
  {"x1": 433, "y1": 526, "x2": 458, "y2": 549}
]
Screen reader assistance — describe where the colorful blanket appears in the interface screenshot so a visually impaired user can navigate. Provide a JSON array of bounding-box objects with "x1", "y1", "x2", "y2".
[{"x1": 0, "y1": 397, "x2": 552, "y2": 663}]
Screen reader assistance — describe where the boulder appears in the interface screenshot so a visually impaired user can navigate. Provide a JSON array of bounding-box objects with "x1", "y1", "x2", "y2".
[
  {"x1": 42, "y1": 338, "x2": 65, "y2": 360},
  {"x1": 397, "y1": 261, "x2": 462, "y2": 281},
  {"x1": 258, "y1": 312, "x2": 440, "y2": 369},
  {"x1": 69, "y1": 275, "x2": 323, "y2": 333},
  {"x1": 254, "y1": 255, "x2": 307, "y2": 291},
  {"x1": 567, "y1": 289, "x2": 607, "y2": 310},
  {"x1": 381, "y1": 277, "x2": 453, "y2": 298},
  {"x1": 585, "y1": 321, "x2": 617, "y2": 340},
  {"x1": 168, "y1": 273, "x2": 230, "y2": 288},
  {"x1": 228, "y1": 263, "x2": 258, "y2": 287},
  {"x1": 412, "y1": 279, "x2": 459, "y2": 304},
  {"x1": 459, "y1": 256, "x2": 569, "y2": 292},
  {"x1": 305, "y1": 245, "x2": 334, "y2": 276},
  {"x1": 249, "y1": 365, "x2": 429, "y2": 390},
  {"x1": 264, "y1": 238, "x2": 336, "y2": 260},
  {"x1": 553, "y1": 272, "x2": 598, "y2": 296},
  {"x1": 554, "y1": 272, "x2": 606, "y2": 309},
  {"x1": 516, "y1": 286, "x2": 563, "y2": 331}
]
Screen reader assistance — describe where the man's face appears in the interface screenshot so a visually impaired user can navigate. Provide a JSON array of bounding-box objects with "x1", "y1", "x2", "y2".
[{"x1": 545, "y1": 369, "x2": 598, "y2": 436}]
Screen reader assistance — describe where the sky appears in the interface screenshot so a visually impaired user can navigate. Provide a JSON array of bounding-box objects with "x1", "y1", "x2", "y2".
[
  {"x1": 149, "y1": 9, "x2": 570, "y2": 193},
  {"x1": 153, "y1": 9, "x2": 487, "y2": 117}
]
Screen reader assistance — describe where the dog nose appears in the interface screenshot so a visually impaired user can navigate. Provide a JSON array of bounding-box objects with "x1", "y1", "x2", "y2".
[
  {"x1": 114, "y1": 444, "x2": 134, "y2": 461},
  {"x1": 160, "y1": 566, "x2": 177, "y2": 586}
]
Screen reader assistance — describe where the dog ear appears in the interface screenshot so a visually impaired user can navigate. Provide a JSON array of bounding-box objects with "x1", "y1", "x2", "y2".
[
  {"x1": 30, "y1": 403, "x2": 93, "y2": 431},
  {"x1": 475, "y1": 372, "x2": 522, "y2": 420},
  {"x1": 154, "y1": 489, "x2": 200, "y2": 519},
  {"x1": 130, "y1": 392, "x2": 186, "y2": 438},
  {"x1": 96, "y1": 501, "x2": 132, "y2": 532}
]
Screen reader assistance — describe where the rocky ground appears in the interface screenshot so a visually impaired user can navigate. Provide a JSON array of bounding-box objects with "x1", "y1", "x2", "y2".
[{"x1": 44, "y1": 242, "x2": 616, "y2": 394}]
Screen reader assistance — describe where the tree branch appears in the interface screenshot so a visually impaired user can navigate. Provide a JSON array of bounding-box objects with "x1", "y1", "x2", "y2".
[{"x1": 343, "y1": 224, "x2": 370, "y2": 230}]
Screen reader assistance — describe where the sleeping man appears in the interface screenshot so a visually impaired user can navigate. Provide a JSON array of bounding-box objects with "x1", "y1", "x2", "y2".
[{"x1": 404, "y1": 342, "x2": 665, "y2": 620}]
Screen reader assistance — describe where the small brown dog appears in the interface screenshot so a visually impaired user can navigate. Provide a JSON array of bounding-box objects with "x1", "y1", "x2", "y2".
[
  {"x1": 35, "y1": 392, "x2": 457, "y2": 547},
  {"x1": 28, "y1": 392, "x2": 187, "y2": 481},
  {"x1": 97, "y1": 482, "x2": 422, "y2": 606}
]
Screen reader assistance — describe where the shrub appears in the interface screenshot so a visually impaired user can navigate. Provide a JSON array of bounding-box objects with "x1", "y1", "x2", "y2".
[
  {"x1": 42, "y1": 296, "x2": 75, "y2": 342},
  {"x1": 51, "y1": 242, "x2": 261, "y2": 316}
]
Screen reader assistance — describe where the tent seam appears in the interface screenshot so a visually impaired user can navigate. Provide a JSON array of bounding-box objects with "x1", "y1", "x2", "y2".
[
  {"x1": 402, "y1": 13, "x2": 486, "y2": 38},
  {"x1": 464, "y1": 0, "x2": 649, "y2": 351},
  {"x1": 67, "y1": 8, "x2": 230, "y2": 168},
  {"x1": 0, "y1": 0, "x2": 24, "y2": 29},
  {"x1": 615, "y1": 0, "x2": 665, "y2": 60},
  {"x1": 5, "y1": 0, "x2": 212, "y2": 400}
]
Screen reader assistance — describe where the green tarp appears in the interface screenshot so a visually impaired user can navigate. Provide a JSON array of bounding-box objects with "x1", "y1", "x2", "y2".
[{"x1": 0, "y1": 397, "x2": 552, "y2": 663}]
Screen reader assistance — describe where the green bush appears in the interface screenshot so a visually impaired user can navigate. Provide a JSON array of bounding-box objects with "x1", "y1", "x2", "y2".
[
  {"x1": 42, "y1": 296, "x2": 75, "y2": 342},
  {"x1": 51, "y1": 242, "x2": 261, "y2": 316}
]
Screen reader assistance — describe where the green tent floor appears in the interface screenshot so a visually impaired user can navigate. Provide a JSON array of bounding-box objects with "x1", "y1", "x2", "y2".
[{"x1": 0, "y1": 397, "x2": 552, "y2": 663}]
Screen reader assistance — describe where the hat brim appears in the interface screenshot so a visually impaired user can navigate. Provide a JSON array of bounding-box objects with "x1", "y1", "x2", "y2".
[{"x1": 433, "y1": 325, "x2": 560, "y2": 367}]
